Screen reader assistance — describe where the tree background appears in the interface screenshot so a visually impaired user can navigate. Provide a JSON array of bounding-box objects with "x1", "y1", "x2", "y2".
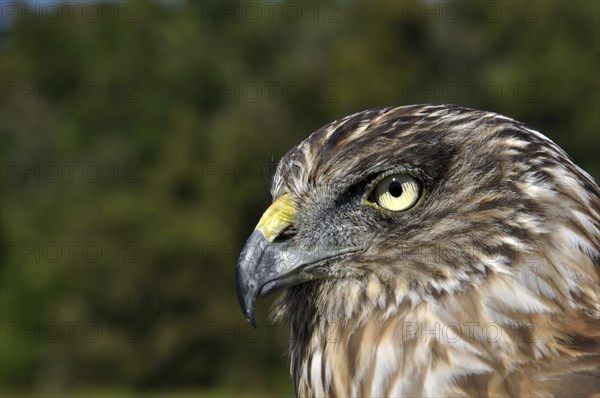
[{"x1": 1, "y1": 1, "x2": 598, "y2": 396}]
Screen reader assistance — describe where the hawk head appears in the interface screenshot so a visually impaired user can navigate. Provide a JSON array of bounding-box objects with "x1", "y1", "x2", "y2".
[{"x1": 236, "y1": 105, "x2": 600, "y2": 396}]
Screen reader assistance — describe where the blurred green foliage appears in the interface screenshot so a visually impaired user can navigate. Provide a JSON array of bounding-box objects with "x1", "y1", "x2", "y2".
[{"x1": 0, "y1": 0, "x2": 598, "y2": 396}]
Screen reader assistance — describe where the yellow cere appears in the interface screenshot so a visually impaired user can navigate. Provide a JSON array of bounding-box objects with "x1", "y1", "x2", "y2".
[
  {"x1": 374, "y1": 174, "x2": 420, "y2": 211},
  {"x1": 256, "y1": 194, "x2": 296, "y2": 242}
]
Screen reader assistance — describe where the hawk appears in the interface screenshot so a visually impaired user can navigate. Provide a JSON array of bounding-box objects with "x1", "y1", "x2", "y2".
[{"x1": 236, "y1": 104, "x2": 600, "y2": 397}]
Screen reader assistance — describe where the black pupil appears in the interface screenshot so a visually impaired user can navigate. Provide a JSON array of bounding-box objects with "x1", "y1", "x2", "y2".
[{"x1": 389, "y1": 181, "x2": 403, "y2": 197}]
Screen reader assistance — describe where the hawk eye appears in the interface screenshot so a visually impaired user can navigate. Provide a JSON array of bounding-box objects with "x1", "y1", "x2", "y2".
[{"x1": 367, "y1": 173, "x2": 422, "y2": 212}]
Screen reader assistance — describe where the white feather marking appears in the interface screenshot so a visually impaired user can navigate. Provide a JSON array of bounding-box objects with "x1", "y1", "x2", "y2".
[
  {"x1": 428, "y1": 278, "x2": 462, "y2": 294},
  {"x1": 482, "y1": 253, "x2": 513, "y2": 275},
  {"x1": 503, "y1": 136, "x2": 530, "y2": 148},
  {"x1": 369, "y1": 331, "x2": 398, "y2": 397},
  {"x1": 309, "y1": 350, "x2": 324, "y2": 397},
  {"x1": 492, "y1": 114, "x2": 515, "y2": 122},
  {"x1": 347, "y1": 120, "x2": 371, "y2": 140},
  {"x1": 487, "y1": 276, "x2": 553, "y2": 314},
  {"x1": 521, "y1": 178, "x2": 557, "y2": 200},
  {"x1": 571, "y1": 209, "x2": 599, "y2": 237},
  {"x1": 345, "y1": 282, "x2": 361, "y2": 319},
  {"x1": 519, "y1": 269, "x2": 557, "y2": 299},
  {"x1": 504, "y1": 148, "x2": 523, "y2": 157},
  {"x1": 545, "y1": 165, "x2": 593, "y2": 206},
  {"x1": 523, "y1": 127, "x2": 562, "y2": 149},
  {"x1": 557, "y1": 225, "x2": 597, "y2": 260},
  {"x1": 300, "y1": 358, "x2": 309, "y2": 391},
  {"x1": 514, "y1": 213, "x2": 547, "y2": 234},
  {"x1": 422, "y1": 349, "x2": 493, "y2": 396}
]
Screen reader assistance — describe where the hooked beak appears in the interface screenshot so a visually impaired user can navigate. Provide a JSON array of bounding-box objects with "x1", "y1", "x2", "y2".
[{"x1": 236, "y1": 194, "x2": 357, "y2": 327}]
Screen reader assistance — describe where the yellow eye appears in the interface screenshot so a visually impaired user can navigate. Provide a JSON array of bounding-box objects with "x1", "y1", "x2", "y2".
[{"x1": 368, "y1": 174, "x2": 422, "y2": 212}]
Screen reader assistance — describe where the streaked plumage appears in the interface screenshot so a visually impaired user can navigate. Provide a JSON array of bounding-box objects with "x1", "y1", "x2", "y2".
[{"x1": 236, "y1": 104, "x2": 600, "y2": 397}]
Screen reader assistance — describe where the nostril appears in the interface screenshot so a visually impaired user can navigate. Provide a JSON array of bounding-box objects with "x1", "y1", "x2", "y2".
[{"x1": 274, "y1": 225, "x2": 297, "y2": 242}]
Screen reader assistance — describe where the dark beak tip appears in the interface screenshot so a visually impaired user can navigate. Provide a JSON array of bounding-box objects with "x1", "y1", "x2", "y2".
[
  {"x1": 245, "y1": 312, "x2": 257, "y2": 329},
  {"x1": 236, "y1": 292, "x2": 257, "y2": 328},
  {"x1": 237, "y1": 281, "x2": 257, "y2": 328},
  {"x1": 236, "y1": 230, "x2": 269, "y2": 328}
]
